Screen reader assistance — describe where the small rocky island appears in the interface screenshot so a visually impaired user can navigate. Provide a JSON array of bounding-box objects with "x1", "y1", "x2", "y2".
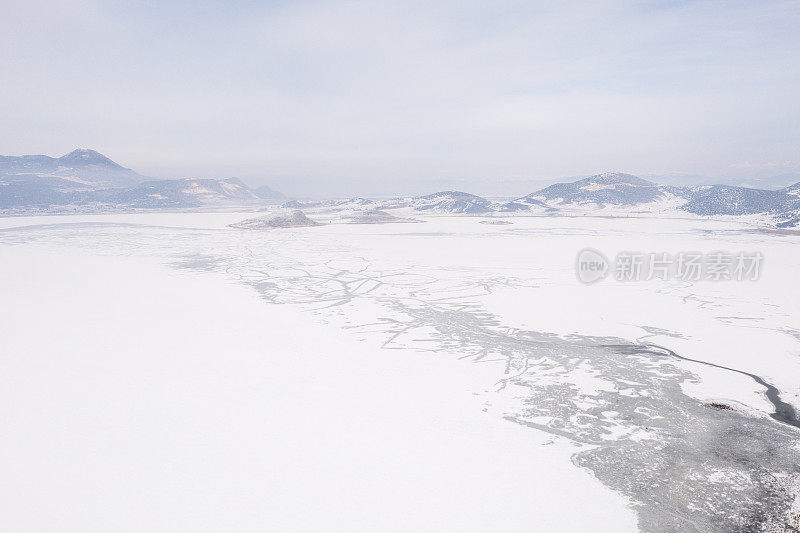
[
  {"x1": 343, "y1": 210, "x2": 421, "y2": 224},
  {"x1": 230, "y1": 210, "x2": 322, "y2": 229}
]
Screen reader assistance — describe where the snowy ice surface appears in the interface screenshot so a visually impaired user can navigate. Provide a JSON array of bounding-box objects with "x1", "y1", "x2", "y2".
[{"x1": 1, "y1": 212, "x2": 799, "y2": 532}]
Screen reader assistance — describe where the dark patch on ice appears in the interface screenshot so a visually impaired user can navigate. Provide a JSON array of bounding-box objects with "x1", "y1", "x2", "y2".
[
  {"x1": 172, "y1": 254, "x2": 221, "y2": 272},
  {"x1": 604, "y1": 342, "x2": 800, "y2": 430},
  {"x1": 640, "y1": 325, "x2": 686, "y2": 338},
  {"x1": 706, "y1": 402, "x2": 735, "y2": 411}
]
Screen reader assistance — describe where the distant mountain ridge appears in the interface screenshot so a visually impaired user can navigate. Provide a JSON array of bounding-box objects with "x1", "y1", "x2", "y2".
[
  {"x1": 0, "y1": 148, "x2": 145, "y2": 189},
  {"x1": 405, "y1": 174, "x2": 800, "y2": 226},
  {"x1": 646, "y1": 172, "x2": 800, "y2": 191},
  {"x1": 101, "y1": 177, "x2": 261, "y2": 208},
  {"x1": 682, "y1": 185, "x2": 794, "y2": 216},
  {"x1": 2, "y1": 151, "x2": 798, "y2": 227},
  {"x1": 0, "y1": 149, "x2": 285, "y2": 211},
  {"x1": 410, "y1": 191, "x2": 494, "y2": 214},
  {"x1": 516, "y1": 172, "x2": 674, "y2": 207},
  {"x1": 276, "y1": 174, "x2": 800, "y2": 227}
]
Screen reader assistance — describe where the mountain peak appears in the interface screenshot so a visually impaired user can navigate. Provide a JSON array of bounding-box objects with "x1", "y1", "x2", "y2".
[
  {"x1": 784, "y1": 181, "x2": 800, "y2": 195},
  {"x1": 412, "y1": 190, "x2": 493, "y2": 214},
  {"x1": 588, "y1": 172, "x2": 655, "y2": 186},
  {"x1": 64, "y1": 148, "x2": 99, "y2": 156},
  {"x1": 525, "y1": 172, "x2": 664, "y2": 206},
  {"x1": 58, "y1": 149, "x2": 123, "y2": 169},
  {"x1": 418, "y1": 190, "x2": 483, "y2": 200}
]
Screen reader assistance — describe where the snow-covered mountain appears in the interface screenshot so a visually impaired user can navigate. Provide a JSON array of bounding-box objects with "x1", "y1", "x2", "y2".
[
  {"x1": 0, "y1": 148, "x2": 147, "y2": 209},
  {"x1": 409, "y1": 191, "x2": 493, "y2": 214},
  {"x1": 491, "y1": 173, "x2": 800, "y2": 227},
  {"x1": 520, "y1": 172, "x2": 673, "y2": 206},
  {"x1": 681, "y1": 185, "x2": 793, "y2": 216},
  {"x1": 784, "y1": 182, "x2": 800, "y2": 197},
  {"x1": 498, "y1": 197, "x2": 556, "y2": 213},
  {"x1": 0, "y1": 149, "x2": 145, "y2": 189},
  {"x1": 0, "y1": 149, "x2": 289, "y2": 211},
  {"x1": 3, "y1": 152, "x2": 799, "y2": 228},
  {"x1": 773, "y1": 182, "x2": 800, "y2": 227},
  {"x1": 103, "y1": 177, "x2": 261, "y2": 208}
]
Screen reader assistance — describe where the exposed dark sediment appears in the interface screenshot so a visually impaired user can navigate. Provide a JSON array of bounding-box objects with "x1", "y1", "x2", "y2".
[{"x1": 604, "y1": 342, "x2": 800, "y2": 430}]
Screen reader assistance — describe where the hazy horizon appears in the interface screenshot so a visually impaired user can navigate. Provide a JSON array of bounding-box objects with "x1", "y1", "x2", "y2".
[
  {"x1": 3, "y1": 145, "x2": 800, "y2": 198},
  {"x1": 3, "y1": 1, "x2": 799, "y2": 195}
]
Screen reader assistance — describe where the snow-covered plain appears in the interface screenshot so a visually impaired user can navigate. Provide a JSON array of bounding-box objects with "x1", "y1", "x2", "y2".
[{"x1": 1, "y1": 212, "x2": 799, "y2": 532}]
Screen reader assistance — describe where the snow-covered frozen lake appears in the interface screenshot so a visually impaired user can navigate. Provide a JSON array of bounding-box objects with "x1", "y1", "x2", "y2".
[{"x1": 1, "y1": 212, "x2": 799, "y2": 532}]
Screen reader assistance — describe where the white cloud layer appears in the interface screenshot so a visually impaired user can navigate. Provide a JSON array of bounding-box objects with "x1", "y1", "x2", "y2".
[{"x1": 1, "y1": 0, "x2": 798, "y2": 191}]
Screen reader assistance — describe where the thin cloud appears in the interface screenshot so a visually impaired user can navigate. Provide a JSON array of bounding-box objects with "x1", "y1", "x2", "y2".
[{"x1": 0, "y1": 0, "x2": 798, "y2": 193}]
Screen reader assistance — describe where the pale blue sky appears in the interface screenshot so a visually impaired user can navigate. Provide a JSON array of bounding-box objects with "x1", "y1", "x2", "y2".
[{"x1": 1, "y1": 0, "x2": 799, "y2": 191}]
